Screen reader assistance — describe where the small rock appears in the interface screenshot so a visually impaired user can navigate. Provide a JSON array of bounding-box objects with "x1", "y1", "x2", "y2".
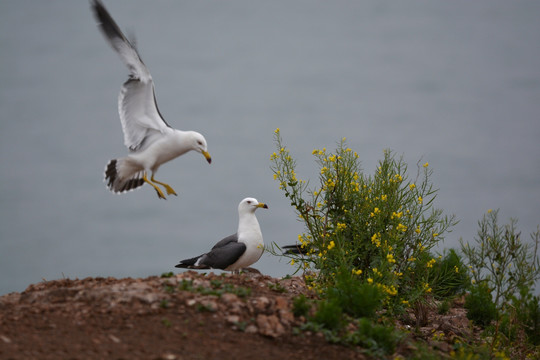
[
  {"x1": 108, "y1": 334, "x2": 121, "y2": 343},
  {"x1": 199, "y1": 299, "x2": 218, "y2": 312},
  {"x1": 221, "y1": 293, "x2": 239, "y2": 304},
  {"x1": 256, "y1": 314, "x2": 285, "y2": 338},
  {"x1": 245, "y1": 325, "x2": 258, "y2": 334},
  {"x1": 1, "y1": 335, "x2": 11, "y2": 343},
  {"x1": 275, "y1": 296, "x2": 288, "y2": 311},
  {"x1": 226, "y1": 315, "x2": 240, "y2": 325},
  {"x1": 429, "y1": 340, "x2": 451, "y2": 353},
  {"x1": 251, "y1": 296, "x2": 271, "y2": 313},
  {"x1": 160, "y1": 352, "x2": 177, "y2": 360}
]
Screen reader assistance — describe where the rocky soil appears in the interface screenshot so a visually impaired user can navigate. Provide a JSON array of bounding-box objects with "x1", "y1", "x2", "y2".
[{"x1": 0, "y1": 271, "x2": 475, "y2": 359}]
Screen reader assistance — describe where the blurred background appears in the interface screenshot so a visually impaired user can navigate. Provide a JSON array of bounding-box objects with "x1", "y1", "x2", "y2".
[{"x1": 1, "y1": 0, "x2": 539, "y2": 295}]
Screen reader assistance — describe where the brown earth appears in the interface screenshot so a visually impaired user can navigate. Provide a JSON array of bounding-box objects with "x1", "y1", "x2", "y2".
[{"x1": 0, "y1": 271, "x2": 475, "y2": 359}]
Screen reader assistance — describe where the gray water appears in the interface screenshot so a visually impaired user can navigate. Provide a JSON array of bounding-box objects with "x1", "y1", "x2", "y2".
[{"x1": 1, "y1": 0, "x2": 539, "y2": 295}]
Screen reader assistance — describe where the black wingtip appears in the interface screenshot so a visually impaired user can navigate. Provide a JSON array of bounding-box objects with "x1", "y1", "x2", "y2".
[
  {"x1": 90, "y1": 0, "x2": 129, "y2": 46},
  {"x1": 282, "y1": 244, "x2": 306, "y2": 255}
]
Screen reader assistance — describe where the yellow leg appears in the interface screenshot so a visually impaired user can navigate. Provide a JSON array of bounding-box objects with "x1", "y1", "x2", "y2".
[
  {"x1": 151, "y1": 175, "x2": 178, "y2": 196},
  {"x1": 143, "y1": 173, "x2": 166, "y2": 199}
]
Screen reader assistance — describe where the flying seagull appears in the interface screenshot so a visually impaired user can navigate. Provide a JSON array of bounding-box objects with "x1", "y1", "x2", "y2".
[
  {"x1": 90, "y1": 0, "x2": 211, "y2": 200},
  {"x1": 175, "y1": 198, "x2": 268, "y2": 272}
]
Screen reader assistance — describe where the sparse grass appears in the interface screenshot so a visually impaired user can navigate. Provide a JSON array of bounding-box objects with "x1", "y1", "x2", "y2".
[
  {"x1": 292, "y1": 294, "x2": 311, "y2": 318},
  {"x1": 267, "y1": 282, "x2": 287, "y2": 293},
  {"x1": 174, "y1": 278, "x2": 251, "y2": 298},
  {"x1": 461, "y1": 210, "x2": 540, "y2": 356},
  {"x1": 196, "y1": 303, "x2": 216, "y2": 313}
]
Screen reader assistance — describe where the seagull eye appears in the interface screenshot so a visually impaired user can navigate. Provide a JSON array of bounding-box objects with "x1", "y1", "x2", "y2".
[
  {"x1": 247, "y1": 200, "x2": 252, "y2": 204},
  {"x1": 197, "y1": 141, "x2": 203, "y2": 146}
]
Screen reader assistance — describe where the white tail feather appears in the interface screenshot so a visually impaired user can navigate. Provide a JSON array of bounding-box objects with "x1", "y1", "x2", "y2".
[{"x1": 104, "y1": 158, "x2": 144, "y2": 193}]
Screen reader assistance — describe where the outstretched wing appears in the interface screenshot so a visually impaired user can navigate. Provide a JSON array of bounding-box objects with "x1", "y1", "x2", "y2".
[{"x1": 91, "y1": 0, "x2": 171, "y2": 151}]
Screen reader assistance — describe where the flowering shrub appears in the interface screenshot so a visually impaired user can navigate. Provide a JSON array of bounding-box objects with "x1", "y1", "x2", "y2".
[{"x1": 270, "y1": 128, "x2": 457, "y2": 310}]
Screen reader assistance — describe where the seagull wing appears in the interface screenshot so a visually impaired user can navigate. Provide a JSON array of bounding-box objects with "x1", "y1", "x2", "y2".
[
  {"x1": 91, "y1": 0, "x2": 171, "y2": 151},
  {"x1": 202, "y1": 234, "x2": 246, "y2": 270}
]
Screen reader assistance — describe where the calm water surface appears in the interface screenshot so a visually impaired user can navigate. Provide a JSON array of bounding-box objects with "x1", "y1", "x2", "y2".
[{"x1": 1, "y1": 0, "x2": 539, "y2": 295}]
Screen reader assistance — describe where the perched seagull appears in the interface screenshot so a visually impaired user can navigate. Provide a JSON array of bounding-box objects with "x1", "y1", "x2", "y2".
[
  {"x1": 90, "y1": 0, "x2": 211, "y2": 200},
  {"x1": 175, "y1": 198, "x2": 268, "y2": 272}
]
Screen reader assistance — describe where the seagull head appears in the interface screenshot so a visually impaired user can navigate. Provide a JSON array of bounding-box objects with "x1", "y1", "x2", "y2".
[
  {"x1": 189, "y1": 131, "x2": 211, "y2": 164},
  {"x1": 239, "y1": 197, "x2": 268, "y2": 214}
]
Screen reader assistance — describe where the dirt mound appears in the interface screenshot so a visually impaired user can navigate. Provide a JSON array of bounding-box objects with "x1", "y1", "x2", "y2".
[{"x1": 0, "y1": 272, "x2": 367, "y2": 360}]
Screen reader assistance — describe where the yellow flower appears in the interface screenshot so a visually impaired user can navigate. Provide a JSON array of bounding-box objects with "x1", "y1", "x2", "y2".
[
  {"x1": 367, "y1": 278, "x2": 373, "y2": 284},
  {"x1": 326, "y1": 178, "x2": 335, "y2": 188},
  {"x1": 387, "y1": 253, "x2": 396, "y2": 264},
  {"x1": 327, "y1": 241, "x2": 335, "y2": 250},
  {"x1": 418, "y1": 196, "x2": 423, "y2": 204},
  {"x1": 290, "y1": 259, "x2": 295, "y2": 265},
  {"x1": 487, "y1": 209, "x2": 493, "y2": 213},
  {"x1": 397, "y1": 223, "x2": 407, "y2": 232},
  {"x1": 386, "y1": 285, "x2": 397, "y2": 296},
  {"x1": 409, "y1": 183, "x2": 416, "y2": 190},
  {"x1": 336, "y1": 223, "x2": 346, "y2": 232},
  {"x1": 312, "y1": 149, "x2": 318, "y2": 155},
  {"x1": 381, "y1": 194, "x2": 387, "y2": 201},
  {"x1": 352, "y1": 269, "x2": 363, "y2": 275},
  {"x1": 426, "y1": 258, "x2": 436, "y2": 268},
  {"x1": 371, "y1": 233, "x2": 381, "y2": 247},
  {"x1": 415, "y1": 226, "x2": 421, "y2": 234},
  {"x1": 454, "y1": 265, "x2": 459, "y2": 273},
  {"x1": 423, "y1": 162, "x2": 429, "y2": 168},
  {"x1": 275, "y1": 127, "x2": 280, "y2": 134}
]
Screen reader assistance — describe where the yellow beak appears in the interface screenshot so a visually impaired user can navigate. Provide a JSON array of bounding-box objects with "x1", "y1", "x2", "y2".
[
  {"x1": 202, "y1": 151, "x2": 212, "y2": 164},
  {"x1": 257, "y1": 203, "x2": 269, "y2": 209}
]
